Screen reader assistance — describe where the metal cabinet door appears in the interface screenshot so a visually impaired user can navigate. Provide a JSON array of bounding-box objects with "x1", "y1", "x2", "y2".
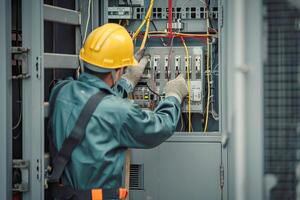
[{"x1": 130, "y1": 142, "x2": 222, "y2": 200}]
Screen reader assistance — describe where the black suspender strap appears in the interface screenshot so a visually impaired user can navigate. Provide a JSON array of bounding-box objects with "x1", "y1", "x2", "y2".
[
  {"x1": 49, "y1": 90, "x2": 107, "y2": 182},
  {"x1": 47, "y1": 82, "x2": 128, "y2": 200}
]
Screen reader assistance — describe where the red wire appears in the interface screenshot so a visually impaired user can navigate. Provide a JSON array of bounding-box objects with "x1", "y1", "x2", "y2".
[
  {"x1": 168, "y1": 0, "x2": 173, "y2": 38},
  {"x1": 148, "y1": 35, "x2": 210, "y2": 39},
  {"x1": 132, "y1": 0, "x2": 215, "y2": 41}
]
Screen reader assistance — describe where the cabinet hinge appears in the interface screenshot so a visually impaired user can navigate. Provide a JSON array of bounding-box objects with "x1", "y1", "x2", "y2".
[
  {"x1": 11, "y1": 47, "x2": 30, "y2": 79},
  {"x1": 220, "y1": 164, "x2": 224, "y2": 189}
]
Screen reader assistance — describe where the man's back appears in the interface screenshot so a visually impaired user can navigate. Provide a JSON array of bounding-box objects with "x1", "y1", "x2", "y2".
[{"x1": 51, "y1": 73, "x2": 181, "y2": 190}]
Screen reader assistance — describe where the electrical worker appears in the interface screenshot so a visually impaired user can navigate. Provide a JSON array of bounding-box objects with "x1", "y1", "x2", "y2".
[{"x1": 49, "y1": 23, "x2": 188, "y2": 199}]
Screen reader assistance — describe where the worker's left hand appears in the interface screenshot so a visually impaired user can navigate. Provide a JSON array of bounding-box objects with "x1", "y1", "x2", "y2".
[{"x1": 122, "y1": 54, "x2": 151, "y2": 87}]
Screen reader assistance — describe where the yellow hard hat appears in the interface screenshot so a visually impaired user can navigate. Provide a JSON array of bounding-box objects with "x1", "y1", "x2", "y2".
[{"x1": 79, "y1": 23, "x2": 138, "y2": 70}]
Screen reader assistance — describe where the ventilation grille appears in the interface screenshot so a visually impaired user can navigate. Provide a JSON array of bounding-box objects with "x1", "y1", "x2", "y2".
[{"x1": 129, "y1": 164, "x2": 144, "y2": 190}]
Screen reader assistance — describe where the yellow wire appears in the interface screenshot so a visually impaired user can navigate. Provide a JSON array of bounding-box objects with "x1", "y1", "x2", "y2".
[
  {"x1": 140, "y1": 16, "x2": 151, "y2": 50},
  {"x1": 132, "y1": 0, "x2": 154, "y2": 40},
  {"x1": 181, "y1": 38, "x2": 192, "y2": 133},
  {"x1": 204, "y1": 12, "x2": 211, "y2": 133}
]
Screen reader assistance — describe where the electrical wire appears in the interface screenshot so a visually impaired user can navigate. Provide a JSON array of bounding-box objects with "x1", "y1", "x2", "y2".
[
  {"x1": 180, "y1": 37, "x2": 192, "y2": 133},
  {"x1": 132, "y1": 0, "x2": 154, "y2": 40},
  {"x1": 180, "y1": 114, "x2": 184, "y2": 131},
  {"x1": 140, "y1": 0, "x2": 154, "y2": 49},
  {"x1": 151, "y1": 21, "x2": 167, "y2": 46},
  {"x1": 167, "y1": 35, "x2": 175, "y2": 80},
  {"x1": 210, "y1": 42, "x2": 219, "y2": 120},
  {"x1": 145, "y1": 31, "x2": 218, "y2": 39},
  {"x1": 12, "y1": 0, "x2": 22, "y2": 140},
  {"x1": 146, "y1": 83, "x2": 162, "y2": 97},
  {"x1": 83, "y1": 0, "x2": 92, "y2": 44},
  {"x1": 140, "y1": 17, "x2": 151, "y2": 49},
  {"x1": 204, "y1": 1, "x2": 211, "y2": 132},
  {"x1": 12, "y1": 114, "x2": 22, "y2": 130}
]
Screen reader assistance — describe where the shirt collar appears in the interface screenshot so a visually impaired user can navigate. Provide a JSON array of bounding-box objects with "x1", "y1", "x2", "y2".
[{"x1": 78, "y1": 73, "x2": 116, "y2": 95}]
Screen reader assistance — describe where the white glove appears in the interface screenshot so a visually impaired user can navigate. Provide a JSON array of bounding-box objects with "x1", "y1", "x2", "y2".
[
  {"x1": 164, "y1": 74, "x2": 188, "y2": 103},
  {"x1": 122, "y1": 54, "x2": 150, "y2": 87}
]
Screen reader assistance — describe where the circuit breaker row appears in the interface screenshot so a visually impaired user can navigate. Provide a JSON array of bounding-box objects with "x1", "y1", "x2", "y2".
[
  {"x1": 105, "y1": 0, "x2": 219, "y2": 33},
  {"x1": 108, "y1": 6, "x2": 218, "y2": 20},
  {"x1": 133, "y1": 47, "x2": 205, "y2": 113}
]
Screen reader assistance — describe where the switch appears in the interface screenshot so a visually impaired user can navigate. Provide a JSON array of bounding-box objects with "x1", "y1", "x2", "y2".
[
  {"x1": 164, "y1": 56, "x2": 170, "y2": 78},
  {"x1": 153, "y1": 55, "x2": 160, "y2": 72},
  {"x1": 175, "y1": 56, "x2": 180, "y2": 71},
  {"x1": 195, "y1": 56, "x2": 201, "y2": 71},
  {"x1": 185, "y1": 56, "x2": 192, "y2": 78},
  {"x1": 195, "y1": 56, "x2": 202, "y2": 78},
  {"x1": 174, "y1": 56, "x2": 181, "y2": 76}
]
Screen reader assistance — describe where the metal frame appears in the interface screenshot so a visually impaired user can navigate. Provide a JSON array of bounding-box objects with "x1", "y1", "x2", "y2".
[
  {"x1": 0, "y1": 0, "x2": 12, "y2": 199},
  {"x1": 22, "y1": 0, "x2": 44, "y2": 199},
  {"x1": 44, "y1": 53, "x2": 79, "y2": 69},
  {"x1": 44, "y1": 4, "x2": 81, "y2": 25},
  {"x1": 20, "y1": 0, "x2": 100, "y2": 199},
  {"x1": 225, "y1": 0, "x2": 264, "y2": 199}
]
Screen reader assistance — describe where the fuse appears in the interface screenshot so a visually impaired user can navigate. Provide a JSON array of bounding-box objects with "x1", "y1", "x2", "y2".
[
  {"x1": 153, "y1": 55, "x2": 160, "y2": 79},
  {"x1": 164, "y1": 56, "x2": 170, "y2": 78},
  {"x1": 175, "y1": 56, "x2": 180, "y2": 71},
  {"x1": 185, "y1": 56, "x2": 192, "y2": 78}
]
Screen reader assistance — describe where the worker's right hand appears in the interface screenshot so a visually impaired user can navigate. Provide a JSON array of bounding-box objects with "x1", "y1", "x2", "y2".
[{"x1": 164, "y1": 74, "x2": 188, "y2": 104}]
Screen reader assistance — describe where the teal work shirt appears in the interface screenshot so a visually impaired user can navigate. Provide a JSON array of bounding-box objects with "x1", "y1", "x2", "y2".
[{"x1": 51, "y1": 73, "x2": 181, "y2": 190}]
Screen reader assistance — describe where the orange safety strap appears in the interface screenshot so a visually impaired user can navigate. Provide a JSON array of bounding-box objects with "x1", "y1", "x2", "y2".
[
  {"x1": 91, "y1": 188, "x2": 128, "y2": 200},
  {"x1": 92, "y1": 189, "x2": 103, "y2": 200},
  {"x1": 119, "y1": 188, "x2": 128, "y2": 199}
]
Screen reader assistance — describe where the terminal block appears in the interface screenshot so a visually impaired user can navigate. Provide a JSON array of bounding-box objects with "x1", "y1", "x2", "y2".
[{"x1": 132, "y1": 47, "x2": 204, "y2": 113}]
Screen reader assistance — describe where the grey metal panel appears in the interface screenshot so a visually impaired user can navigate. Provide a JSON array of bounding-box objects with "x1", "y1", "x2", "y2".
[
  {"x1": 22, "y1": 0, "x2": 45, "y2": 199},
  {"x1": 44, "y1": 53, "x2": 79, "y2": 69},
  {"x1": 130, "y1": 142, "x2": 222, "y2": 200},
  {"x1": 168, "y1": 134, "x2": 222, "y2": 142},
  {"x1": 0, "y1": 0, "x2": 12, "y2": 199},
  {"x1": 104, "y1": 0, "x2": 218, "y2": 32},
  {"x1": 44, "y1": 4, "x2": 81, "y2": 25},
  {"x1": 225, "y1": 0, "x2": 264, "y2": 200},
  {"x1": 244, "y1": 0, "x2": 264, "y2": 199},
  {"x1": 92, "y1": 0, "x2": 99, "y2": 29},
  {"x1": 75, "y1": 1, "x2": 82, "y2": 58},
  {"x1": 218, "y1": 0, "x2": 228, "y2": 199}
]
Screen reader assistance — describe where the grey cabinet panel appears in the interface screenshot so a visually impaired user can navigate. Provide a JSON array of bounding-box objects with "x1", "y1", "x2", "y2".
[{"x1": 130, "y1": 142, "x2": 222, "y2": 200}]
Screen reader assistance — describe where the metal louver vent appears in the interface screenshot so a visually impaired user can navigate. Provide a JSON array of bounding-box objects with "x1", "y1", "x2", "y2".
[{"x1": 129, "y1": 164, "x2": 144, "y2": 190}]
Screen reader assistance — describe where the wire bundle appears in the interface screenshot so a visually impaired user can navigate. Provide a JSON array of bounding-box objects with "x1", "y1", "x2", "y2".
[
  {"x1": 132, "y1": 0, "x2": 155, "y2": 50},
  {"x1": 131, "y1": 0, "x2": 217, "y2": 133}
]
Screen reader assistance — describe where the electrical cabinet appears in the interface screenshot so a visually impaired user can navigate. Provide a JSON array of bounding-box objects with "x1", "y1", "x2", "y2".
[
  {"x1": 101, "y1": 0, "x2": 225, "y2": 199},
  {"x1": 4, "y1": 0, "x2": 265, "y2": 199},
  {"x1": 9, "y1": 0, "x2": 226, "y2": 199},
  {"x1": 103, "y1": 0, "x2": 220, "y2": 133}
]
